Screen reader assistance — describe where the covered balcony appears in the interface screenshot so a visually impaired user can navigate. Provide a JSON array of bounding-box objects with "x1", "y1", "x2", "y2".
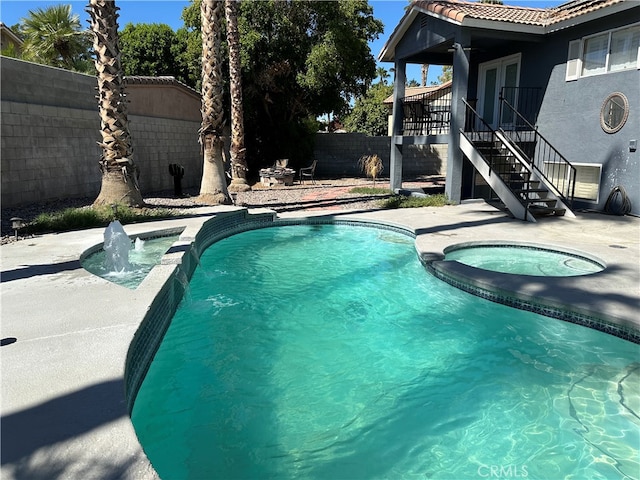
[{"x1": 399, "y1": 82, "x2": 452, "y2": 137}]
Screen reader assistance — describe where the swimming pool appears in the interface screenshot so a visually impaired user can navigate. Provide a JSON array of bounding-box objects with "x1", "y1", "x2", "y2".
[{"x1": 130, "y1": 224, "x2": 639, "y2": 479}]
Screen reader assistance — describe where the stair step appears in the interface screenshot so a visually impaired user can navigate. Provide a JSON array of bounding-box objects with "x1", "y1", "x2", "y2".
[
  {"x1": 529, "y1": 206, "x2": 566, "y2": 217},
  {"x1": 514, "y1": 188, "x2": 548, "y2": 194},
  {"x1": 525, "y1": 198, "x2": 556, "y2": 206}
]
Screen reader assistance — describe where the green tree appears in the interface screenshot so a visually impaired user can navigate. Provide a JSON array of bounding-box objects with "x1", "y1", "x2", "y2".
[
  {"x1": 343, "y1": 82, "x2": 393, "y2": 136},
  {"x1": 438, "y1": 65, "x2": 452, "y2": 83},
  {"x1": 181, "y1": 0, "x2": 383, "y2": 168},
  {"x1": 119, "y1": 23, "x2": 189, "y2": 83},
  {"x1": 19, "y1": 4, "x2": 93, "y2": 72}
]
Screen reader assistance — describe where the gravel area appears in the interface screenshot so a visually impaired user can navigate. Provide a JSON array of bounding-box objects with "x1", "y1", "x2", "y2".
[{"x1": 1, "y1": 176, "x2": 445, "y2": 244}]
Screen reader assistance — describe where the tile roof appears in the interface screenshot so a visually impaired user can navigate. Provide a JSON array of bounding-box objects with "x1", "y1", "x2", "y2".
[
  {"x1": 383, "y1": 80, "x2": 452, "y2": 104},
  {"x1": 412, "y1": 0, "x2": 627, "y2": 27}
]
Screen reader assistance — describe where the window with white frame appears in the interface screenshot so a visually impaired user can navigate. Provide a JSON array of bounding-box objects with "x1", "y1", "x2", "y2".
[{"x1": 566, "y1": 24, "x2": 640, "y2": 81}]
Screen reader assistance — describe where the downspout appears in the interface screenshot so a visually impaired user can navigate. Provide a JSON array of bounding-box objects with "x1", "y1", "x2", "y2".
[
  {"x1": 446, "y1": 34, "x2": 470, "y2": 204},
  {"x1": 390, "y1": 59, "x2": 406, "y2": 193}
]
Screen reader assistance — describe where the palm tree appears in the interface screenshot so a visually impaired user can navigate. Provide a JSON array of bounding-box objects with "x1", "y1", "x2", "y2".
[
  {"x1": 20, "y1": 4, "x2": 92, "y2": 72},
  {"x1": 225, "y1": 0, "x2": 250, "y2": 193},
  {"x1": 87, "y1": 0, "x2": 143, "y2": 207},
  {"x1": 198, "y1": 0, "x2": 231, "y2": 204},
  {"x1": 376, "y1": 66, "x2": 389, "y2": 85}
]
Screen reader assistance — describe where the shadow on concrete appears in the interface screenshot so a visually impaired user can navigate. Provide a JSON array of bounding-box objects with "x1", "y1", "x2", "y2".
[
  {"x1": 0, "y1": 260, "x2": 82, "y2": 283},
  {"x1": 1, "y1": 379, "x2": 127, "y2": 471},
  {"x1": 414, "y1": 214, "x2": 514, "y2": 236}
]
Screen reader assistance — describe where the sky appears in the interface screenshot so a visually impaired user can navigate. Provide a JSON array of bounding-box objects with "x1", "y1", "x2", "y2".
[{"x1": 1, "y1": 0, "x2": 562, "y2": 85}]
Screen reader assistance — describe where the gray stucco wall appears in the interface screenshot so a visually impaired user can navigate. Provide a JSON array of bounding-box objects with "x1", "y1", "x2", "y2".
[
  {"x1": 1, "y1": 57, "x2": 202, "y2": 207},
  {"x1": 532, "y1": 12, "x2": 639, "y2": 214},
  {"x1": 472, "y1": 11, "x2": 639, "y2": 214}
]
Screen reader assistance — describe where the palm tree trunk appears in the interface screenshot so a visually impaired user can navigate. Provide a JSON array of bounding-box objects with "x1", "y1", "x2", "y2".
[
  {"x1": 88, "y1": 0, "x2": 143, "y2": 207},
  {"x1": 225, "y1": 0, "x2": 250, "y2": 193},
  {"x1": 421, "y1": 64, "x2": 429, "y2": 86},
  {"x1": 199, "y1": 0, "x2": 231, "y2": 205}
]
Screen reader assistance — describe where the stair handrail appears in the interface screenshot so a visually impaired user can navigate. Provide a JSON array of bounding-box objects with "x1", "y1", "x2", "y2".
[
  {"x1": 460, "y1": 98, "x2": 503, "y2": 178},
  {"x1": 462, "y1": 98, "x2": 537, "y2": 219},
  {"x1": 499, "y1": 96, "x2": 576, "y2": 206}
]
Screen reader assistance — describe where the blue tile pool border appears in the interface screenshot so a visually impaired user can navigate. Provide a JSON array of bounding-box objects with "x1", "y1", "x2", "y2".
[
  {"x1": 123, "y1": 210, "x2": 640, "y2": 414},
  {"x1": 424, "y1": 261, "x2": 640, "y2": 345}
]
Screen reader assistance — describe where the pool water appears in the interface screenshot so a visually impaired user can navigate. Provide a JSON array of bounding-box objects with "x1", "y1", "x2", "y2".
[
  {"x1": 444, "y1": 245, "x2": 603, "y2": 276},
  {"x1": 82, "y1": 235, "x2": 178, "y2": 289},
  {"x1": 131, "y1": 225, "x2": 639, "y2": 479}
]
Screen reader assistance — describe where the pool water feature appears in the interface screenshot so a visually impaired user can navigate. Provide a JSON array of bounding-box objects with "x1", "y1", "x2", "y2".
[
  {"x1": 131, "y1": 225, "x2": 639, "y2": 479},
  {"x1": 444, "y1": 244, "x2": 603, "y2": 276},
  {"x1": 82, "y1": 234, "x2": 179, "y2": 289}
]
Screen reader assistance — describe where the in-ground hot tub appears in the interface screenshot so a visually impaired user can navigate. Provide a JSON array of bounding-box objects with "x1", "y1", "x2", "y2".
[{"x1": 443, "y1": 242, "x2": 604, "y2": 277}]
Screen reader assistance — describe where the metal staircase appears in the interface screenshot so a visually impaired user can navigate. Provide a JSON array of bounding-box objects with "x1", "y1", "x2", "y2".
[{"x1": 461, "y1": 99, "x2": 576, "y2": 222}]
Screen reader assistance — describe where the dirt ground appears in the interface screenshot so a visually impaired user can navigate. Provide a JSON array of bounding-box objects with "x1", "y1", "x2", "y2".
[{"x1": 0, "y1": 176, "x2": 446, "y2": 242}]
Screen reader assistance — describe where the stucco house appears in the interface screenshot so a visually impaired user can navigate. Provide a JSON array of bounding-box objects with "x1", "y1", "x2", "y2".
[
  {"x1": 0, "y1": 22, "x2": 23, "y2": 55},
  {"x1": 380, "y1": 0, "x2": 639, "y2": 221}
]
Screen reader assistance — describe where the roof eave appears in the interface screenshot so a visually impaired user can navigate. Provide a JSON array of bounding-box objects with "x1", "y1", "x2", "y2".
[
  {"x1": 378, "y1": 0, "x2": 638, "y2": 62},
  {"x1": 463, "y1": 18, "x2": 546, "y2": 35},
  {"x1": 378, "y1": 8, "x2": 419, "y2": 63},
  {"x1": 545, "y1": 1, "x2": 637, "y2": 33}
]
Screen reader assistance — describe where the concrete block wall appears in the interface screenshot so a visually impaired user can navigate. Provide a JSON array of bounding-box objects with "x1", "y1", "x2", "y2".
[
  {"x1": 1, "y1": 99, "x2": 103, "y2": 206},
  {"x1": 128, "y1": 115, "x2": 202, "y2": 194},
  {"x1": 1, "y1": 57, "x2": 203, "y2": 207},
  {"x1": 314, "y1": 133, "x2": 447, "y2": 179}
]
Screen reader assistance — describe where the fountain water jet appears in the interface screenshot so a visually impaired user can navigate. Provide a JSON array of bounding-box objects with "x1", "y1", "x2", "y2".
[
  {"x1": 104, "y1": 220, "x2": 132, "y2": 272},
  {"x1": 134, "y1": 237, "x2": 146, "y2": 251}
]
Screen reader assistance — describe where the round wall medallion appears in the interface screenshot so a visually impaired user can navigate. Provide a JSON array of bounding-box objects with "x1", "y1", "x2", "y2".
[{"x1": 600, "y1": 92, "x2": 629, "y2": 134}]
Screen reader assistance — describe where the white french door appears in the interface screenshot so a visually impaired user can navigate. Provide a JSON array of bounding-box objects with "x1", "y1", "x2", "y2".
[{"x1": 477, "y1": 53, "x2": 521, "y2": 128}]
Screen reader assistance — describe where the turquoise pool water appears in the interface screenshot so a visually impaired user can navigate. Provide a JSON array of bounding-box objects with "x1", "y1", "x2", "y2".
[
  {"x1": 131, "y1": 225, "x2": 639, "y2": 479},
  {"x1": 444, "y1": 245, "x2": 603, "y2": 276},
  {"x1": 82, "y1": 235, "x2": 178, "y2": 289}
]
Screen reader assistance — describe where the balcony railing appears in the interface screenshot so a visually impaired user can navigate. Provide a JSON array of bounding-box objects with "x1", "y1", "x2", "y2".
[{"x1": 400, "y1": 86, "x2": 452, "y2": 136}]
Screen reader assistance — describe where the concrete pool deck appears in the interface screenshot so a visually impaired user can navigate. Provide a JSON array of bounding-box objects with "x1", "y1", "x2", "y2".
[{"x1": 1, "y1": 202, "x2": 639, "y2": 479}]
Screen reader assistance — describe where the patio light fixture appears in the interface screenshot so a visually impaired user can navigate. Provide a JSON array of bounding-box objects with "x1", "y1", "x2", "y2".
[{"x1": 10, "y1": 217, "x2": 25, "y2": 240}]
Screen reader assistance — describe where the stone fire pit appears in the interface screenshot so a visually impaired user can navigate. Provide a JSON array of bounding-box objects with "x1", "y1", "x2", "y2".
[{"x1": 259, "y1": 167, "x2": 296, "y2": 186}]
